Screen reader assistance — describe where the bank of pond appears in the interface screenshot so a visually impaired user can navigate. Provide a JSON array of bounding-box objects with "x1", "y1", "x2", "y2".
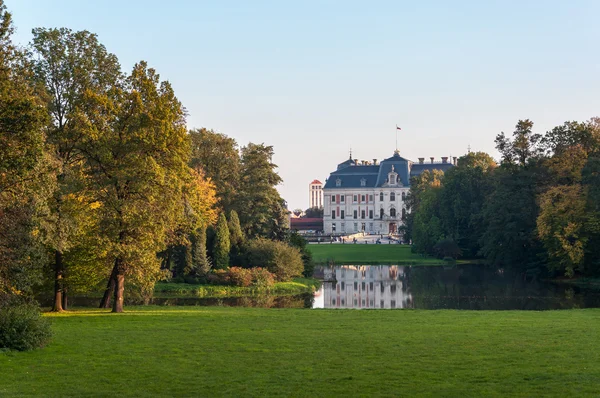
[{"x1": 39, "y1": 264, "x2": 600, "y2": 311}]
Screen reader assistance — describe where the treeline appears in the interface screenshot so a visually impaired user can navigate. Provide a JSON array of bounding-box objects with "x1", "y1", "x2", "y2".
[
  {"x1": 407, "y1": 119, "x2": 600, "y2": 278},
  {"x1": 0, "y1": 2, "x2": 307, "y2": 316}
]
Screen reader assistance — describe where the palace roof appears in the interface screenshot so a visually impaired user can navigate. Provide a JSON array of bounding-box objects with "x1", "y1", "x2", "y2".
[{"x1": 323, "y1": 151, "x2": 454, "y2": 189}]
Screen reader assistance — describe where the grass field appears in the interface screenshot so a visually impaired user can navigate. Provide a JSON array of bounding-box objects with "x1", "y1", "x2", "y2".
[
  {"x1": 2, "y1": 307, "x2": 600, "y2": 397},
  {"x1": 307, "y1": 244, "x2": 458, "y2": 264}
]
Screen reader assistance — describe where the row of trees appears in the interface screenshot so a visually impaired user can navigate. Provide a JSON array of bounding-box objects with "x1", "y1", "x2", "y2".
[
  {"x1": 0, "y1": 2, "x2": 303, "y2": 314},
  {"x1": 407, "y1": 119, "x2": 600, "y2": 278}
]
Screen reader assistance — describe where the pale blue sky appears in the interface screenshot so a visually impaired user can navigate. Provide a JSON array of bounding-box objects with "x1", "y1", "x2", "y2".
[{"x1": 10, "y1": 0, "x2": 600, "y2": 210}]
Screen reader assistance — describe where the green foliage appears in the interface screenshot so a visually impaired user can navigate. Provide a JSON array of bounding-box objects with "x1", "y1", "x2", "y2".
[
  {"x1": 226, "y1": 267, "x2": 275, "y2": 288},
  {"x1": 243, "y1": 238, "x2": 303, "y2": 281},
  {"x1": 288, "y1": 231, "x2": 315, "y2": 277},
  {"x1": 213, "y1": 213, "x2": 230, "y2": 269},
  {"x1": 0, "y1": 301, "x2": 51, "y2": 351},
  {"x1": 189, "y1": 128, "x2": 240, "y2": 212},
  {"x1": 236, "y1": 143, "x2": 288, "y2": 240},
  {"x1": 191, "y1": 225, "x2": 210, "y2": 277},
  {"x1": 228, "y1": 210, "x2": 244, "y2": 247},
  {"x1": 304, "y1": 206, "x2": 324, "y2": 218},
  {"x1": 433, "y1": 239, "x2": 462, "y2": 259}
]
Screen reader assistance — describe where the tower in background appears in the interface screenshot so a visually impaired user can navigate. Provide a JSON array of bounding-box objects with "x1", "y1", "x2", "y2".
[{"x1": 309, "y1": 180, "x2": 323, "y2": 209}]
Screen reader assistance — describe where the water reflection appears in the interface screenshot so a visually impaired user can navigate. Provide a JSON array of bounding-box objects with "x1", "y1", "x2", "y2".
[
  {"x1": 320, "y1": 265, "x2": 412, "y2": 309},
  {"x1": 315, "y1": 264, "x2": 600, "y2": 310}
]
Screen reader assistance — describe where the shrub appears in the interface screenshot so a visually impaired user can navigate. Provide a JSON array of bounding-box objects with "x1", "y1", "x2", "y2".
[
  {"x1": 433, "y1": 238, "x2": 462, "y2": 259},
  {"x1": 227, "y1": 267, "x2": 252, "y2": 287},
  {"x1": 207, "y1": 269, "x2": 229, "y2": 285},
  {"x1": 243, "y1": 238, "x2": 304, "y2": 281},
  {"x1": 250, "y1": 268, "x2": 275, "y2": 289},
  {"x1": 0, "y1": 302, "x2": 52, "y2": 351}
]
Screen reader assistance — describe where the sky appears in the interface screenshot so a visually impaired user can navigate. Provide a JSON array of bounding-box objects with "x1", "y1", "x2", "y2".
[{"x1": 9, "y1": 0, "x2": 600, "y2": 211}]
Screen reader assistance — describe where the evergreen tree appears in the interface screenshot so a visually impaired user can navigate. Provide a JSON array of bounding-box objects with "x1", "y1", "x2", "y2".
[
  {"x1": 213, "y1": 213, "x2": 230, "y2": 269},
  {"x1": 192, "y1": 224, "x2": 210, "y2": 276},
  {"x1": 228, "y1": 210, "x2": 244, "y2": 247}
]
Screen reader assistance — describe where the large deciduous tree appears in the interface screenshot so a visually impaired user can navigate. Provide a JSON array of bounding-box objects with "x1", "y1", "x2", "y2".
[
  {"x1": 86, "y1": 61, "x2": 191, "y2": 312},
  {"x1": 31, "y1": 27, "x2": 121, "y2": 311},
  {"x1": 0, "y1": 2, "x2": 48, "y2": 299}
]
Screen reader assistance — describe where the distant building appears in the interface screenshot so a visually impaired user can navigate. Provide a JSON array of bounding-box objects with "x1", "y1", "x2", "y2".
[
  {"x1": 323, "y1": 150, "x2": 454, "y2": 236},
  {"x1": 309, "y1": 179, "x2": 323, "y2": 209},
  {"x1": 290, "y1": 217, "x2": 324, "y2": 234}
]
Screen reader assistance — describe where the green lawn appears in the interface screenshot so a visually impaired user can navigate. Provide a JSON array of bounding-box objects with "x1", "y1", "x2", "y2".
[
  {"x1": 2, "y1": 307, "x2": 600, "y2": 397},
  {"x1": 308, "y1": 244, "x2": 458, "y2": 264}
]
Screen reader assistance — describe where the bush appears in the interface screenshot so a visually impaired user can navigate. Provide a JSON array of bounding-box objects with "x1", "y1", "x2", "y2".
[
  {"x1": 227, "y1": 267, "x2": 252, "y2": 287},
  {"x1": 207, "y1": 269, "x2": 229, "y2": 285},
  {"x1": 0, "y1": 302, "x2": 52, "y2": 351},
  {"x1": 250, "y1": 268, "x2": 275, "y2": 289},
  {"x1": 243, "y1": 238, "x2": 304, "y2": 281}
]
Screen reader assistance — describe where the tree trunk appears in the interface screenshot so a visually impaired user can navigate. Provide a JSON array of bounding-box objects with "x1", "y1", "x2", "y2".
[
  {"x1": 52, "y1": 250, "x2": 64, "y2": 312},
  {"x1": 62, "y1": 287, "x2": 68, "y2": 310},
  {"x1": 112, "y1": 269, "x2": 125, "y2": 313},
  {"x1": 99, "y1": 262, "x2": 118, "y2": 308}
]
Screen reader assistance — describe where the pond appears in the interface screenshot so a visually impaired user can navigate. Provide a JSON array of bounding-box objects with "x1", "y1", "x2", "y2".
[
  {"x1": 42, "y1": 265, "x2": 600, "y2": 310},
  {"x1": 313, "y1": 264, "x2": 600, "y2": 310}
]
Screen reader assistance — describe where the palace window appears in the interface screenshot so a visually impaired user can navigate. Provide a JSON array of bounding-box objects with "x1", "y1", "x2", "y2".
[
  {"x1": 361, "y1": 195, "x2": 366, "y2": 202},
  {"x1": 390, "y1": 208, "x2": 396, "y2": 217},
  {"x1": 341, "y1": 210, "x2": 345, "y2": 219},
  {"x1": 353, "y1": 195, "x2": 358, "y2": 203},
  {"x1": 353, "y1": 210, "x2": 358, "y2": 219},
  {"x1": 369, "y1": 195, "x2": 374, "y2": 202},
  {"x1": 360, "y1": 178, "x2": 366, "y2": 187},
  {"x1": 354, "y1": 223, "x2": 358, "y2": 232},
  {"x1": 361, "y1": 210, "x2": 365, "y2": 219},
  {"x1": 402, "y1": 192, "x2": 406, "y2": 200},
  {"x1": 380, "y1": 192, "x2": 384, "y2": 201},
  {"x1": 402, "y1": 208, "x2": 406, "y2": 219},
  {"x1": 332, "y1": 223, "x2": 336, "y2": 232},
  {"x1": 380, "y1": 208, "x2": 384, "y2": 219},
  {"x1": 336, "y1": 178, "x2": 341, "y2": 187},
  {"x1": 369, "y1": 222, "x2": 373, "y2": 231},
  {"x1": 390, "y1": 192, "x2": 396, "y2": 201},
  {"x1": 341, "y1": 195, "x2": 345, "y2": 202},
  {"x1": 369, "y1": 210, "x2": 373, "y2": 219},
  {"x1": 332, "y1": 211, "x2": 336, "y2": 219},
  {"x1": 341, "y1": 223, "x2": 345, "y2": 232}
]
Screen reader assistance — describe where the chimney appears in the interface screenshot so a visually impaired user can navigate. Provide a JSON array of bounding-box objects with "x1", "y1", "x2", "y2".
[
  {"x1": 418, "y1": 157, "x2": 424, "y2": 164},
  {"x1": 353, "y1": 159, "x2": 358, "y2": 165},
  {"x1": 373, "y1": 159, "x2": 377, "y2": 165},
  {"x1": 442, "y1": 157, "x2": 448, "y2": 164},
  {"x1": 430, "y1": 157, "x2": 434, "y2": 164},
  {"x1": 453, "y1": 156, "x2": 457, "y2": 165}
]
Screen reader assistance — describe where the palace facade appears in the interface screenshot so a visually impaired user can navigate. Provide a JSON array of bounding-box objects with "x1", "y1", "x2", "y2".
[{"x1": 322, "y1": 150, "x2": 454, "y2": 236}]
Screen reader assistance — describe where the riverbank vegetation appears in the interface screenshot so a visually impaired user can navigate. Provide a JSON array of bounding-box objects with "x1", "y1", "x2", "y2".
[
  {"x1": 407, "y1": 119, "x2": 600, "y2": 280},
  {"x1": 2, "y1": 307, "x2": 600, "y2": 396}
]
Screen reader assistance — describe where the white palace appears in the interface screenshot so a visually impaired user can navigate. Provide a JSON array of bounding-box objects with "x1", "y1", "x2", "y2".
[{"x1": 322, "y1": 150, "x2": 454, "y2": 236}]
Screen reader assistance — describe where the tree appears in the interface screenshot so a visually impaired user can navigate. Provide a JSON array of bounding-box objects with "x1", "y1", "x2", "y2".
[
  {"x1": 288, "y1": 231, "x2": 314, "y2": 277},
  {"x1": 189, "y1": 128, "x2": 240, "y2": 212},
  {"x1": 0, "y1": 2, "x2": 48, "y2": 299},
  {"x1": 191, "y1": 224, "x2": 210, "y2": 277},
  {"x1": 243, "y1": 238, "x2": 303, "y2": 281},
  {"x1": 495, "y1": 120, "x2": 543, "y2": 166},
  {"x1": 228, "y1": 210, "x2": 244, "y2": 247},
  {"x1": 537, "y1": 185, "x2": 587, "y2": 277},
  {"x1": 85, "y1": 61, "x2": 191, "y2": 312},
  {"x1": 212, "y1": 213, "x2": 230, "y2": 269},
  {"x1": 405, "y1": 169, "x2": 444, "y2": 244},
  {"x1": 237, "y1": 143, "x2": 288, "y2": 239},
  {"x1": 304, "y1": 207, "x2": 323, "y2": 218},
  {"x1": 31, "y1": 27, "x2": 121, "y2": 311}
]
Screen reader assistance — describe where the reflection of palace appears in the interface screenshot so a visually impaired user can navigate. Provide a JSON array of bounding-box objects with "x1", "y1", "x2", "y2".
[{"x1": 323, "y1": 265, "x2": 413, "y2": 309}]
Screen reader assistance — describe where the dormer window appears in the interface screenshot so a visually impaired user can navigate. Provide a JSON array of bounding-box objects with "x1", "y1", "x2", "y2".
[
  {"x1": 388, "y1": 165, "x2": 398, "y2": 186},
  {"x1": 360, "y1": 178, "x2": 366, "y2": 187},
  {"x1": 336, "y1": 178, "x2": 342, "y2": 187}
]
